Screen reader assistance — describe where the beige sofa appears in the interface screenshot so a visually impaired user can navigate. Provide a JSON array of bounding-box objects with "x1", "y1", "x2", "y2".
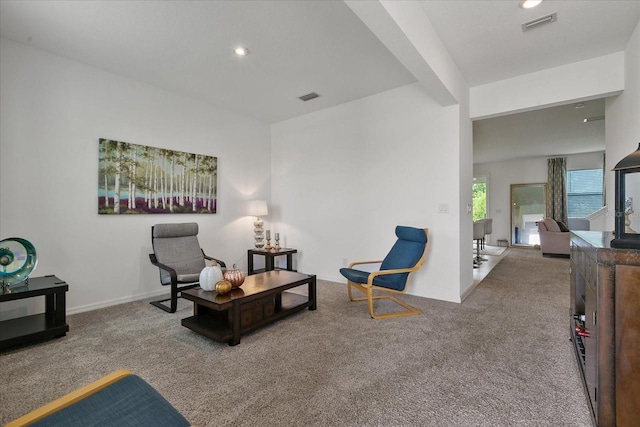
[{"x1": 538, "y1": 218, "x2": 570, "y2": 257}]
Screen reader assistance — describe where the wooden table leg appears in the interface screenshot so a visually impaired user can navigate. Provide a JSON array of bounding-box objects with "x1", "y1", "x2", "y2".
[
  {"x1": 230, "y1": 300, "x2": 241, "y2": 346},
  {"x1": 54, "y1": 291, "x2": 66, "y2": 327},
  {"x1": 248, "y1": 252, "x2": 254, "y2": 275},
  {"x1": 275, "y1": 292, "x2": 282, "y2": 311},
  {"x1": 308, "y1": 275, "x2": 317, "y2": 311}
]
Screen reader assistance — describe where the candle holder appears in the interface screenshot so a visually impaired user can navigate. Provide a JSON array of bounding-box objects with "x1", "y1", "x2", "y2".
[
  {"x1": 265, "y1": 239, "x2": 272, "y2": 250},
  {"x1": 274, "y1": 237, "x2": 280, "y2": 251}
]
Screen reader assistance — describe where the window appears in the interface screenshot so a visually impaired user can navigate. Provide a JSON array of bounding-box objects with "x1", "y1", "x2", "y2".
[
  {"x1": 566, "y1": 169, "x2": 604, "y2": 218},
  {"x1": 472, "y1": 177, "x2": 486, "y2": 221}
]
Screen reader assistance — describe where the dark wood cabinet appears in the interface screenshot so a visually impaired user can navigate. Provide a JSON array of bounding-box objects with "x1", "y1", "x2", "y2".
[{"x1": 570, "y1": 231, "x2": 640, "y2": 427}]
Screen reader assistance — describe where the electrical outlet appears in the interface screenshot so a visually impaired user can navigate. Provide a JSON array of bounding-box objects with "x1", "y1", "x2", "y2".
[{"x1": 439, "y1": 203, "x2": 449, "y2": 213}]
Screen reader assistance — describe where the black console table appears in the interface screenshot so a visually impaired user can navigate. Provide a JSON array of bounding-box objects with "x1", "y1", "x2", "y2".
[{"x1": 0, "y1": 275, "x2": 69, "y2": 350}]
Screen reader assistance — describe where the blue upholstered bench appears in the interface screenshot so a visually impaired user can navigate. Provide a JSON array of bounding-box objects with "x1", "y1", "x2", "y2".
[{"x1": 6, "y1": 370, "x2": 190, "y2": 427}]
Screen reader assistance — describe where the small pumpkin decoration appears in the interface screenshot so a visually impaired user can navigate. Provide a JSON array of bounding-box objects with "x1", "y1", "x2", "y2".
[
  {"x1": 199, "y1": 262, "x2": 224, "y2": 291},
  {"x1": 224, "y1": 264, "x2": 245, "y2": 288},
  {"x1": 214, "y1": 279, "x2": 232, "y2": 295}
]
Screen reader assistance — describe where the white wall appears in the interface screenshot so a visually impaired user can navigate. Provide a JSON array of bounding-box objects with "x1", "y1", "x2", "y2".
[
  {"x1": 456, "y1": 96, "x2": 474, "y2": 298},
  {"x1": 566, "y1": 151, "x2": 606, "y2": 171},
  {"x1": 0, "y1": 38, "x2": 271, "y2": 318},
  {"x1": 474, "y1": 152, "x2": 605, "y2": 245},
  {"x1": 271, "y1": 83, "x2": 463, "y2": 303},
  {"x1": 605, "y1": 19, "x2": 640, "y2": 230}
]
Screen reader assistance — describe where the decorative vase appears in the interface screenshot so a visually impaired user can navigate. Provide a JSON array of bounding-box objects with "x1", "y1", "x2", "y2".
[
  {"x1": 224, "y1": 264, "x2": 245, "y2": 288},
  {"x1": 199, "y1": 264, "x2": 224, "y2": 291}
]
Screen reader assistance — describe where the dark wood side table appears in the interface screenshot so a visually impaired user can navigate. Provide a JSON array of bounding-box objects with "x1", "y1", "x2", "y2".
[
  {"x1": 0, "y1": 275, "x2": 69, "y2": 350},
  {"x1": 247, "y1": 248, "x2": 297, "y2": 275}
]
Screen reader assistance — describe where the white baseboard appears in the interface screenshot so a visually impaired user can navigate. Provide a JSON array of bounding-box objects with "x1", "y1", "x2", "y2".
[
  {"x1": 66, "y1": 288, "x2": 168, "y2": 315},
  {"x1": 460, "y1": 281, "x2": 479, "y2": 302}
]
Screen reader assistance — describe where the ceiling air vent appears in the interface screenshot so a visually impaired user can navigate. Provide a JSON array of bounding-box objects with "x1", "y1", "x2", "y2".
[
  {"x1": 583, "y1": 116, "x2": 605, "y2": 123},
  {"x1": 298, "y1": 92, "x2": 320, "y2": 102},
  {"x1": 522, "y1": 12, "x2": 557, "y2": 32}
]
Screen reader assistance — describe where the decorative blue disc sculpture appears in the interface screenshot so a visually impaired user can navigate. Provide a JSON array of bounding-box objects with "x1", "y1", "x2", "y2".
[{"x1": 0, "y1": 237, "x2": 37, "y2": 286}]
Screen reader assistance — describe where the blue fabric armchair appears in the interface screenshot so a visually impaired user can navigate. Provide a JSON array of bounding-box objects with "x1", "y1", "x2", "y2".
[
  {"x1": 6, "y1": 370, "x2": 190, "y2": 427},
  {"x1": 339, "y1": 226, "x2": 429, "y2": 319}
]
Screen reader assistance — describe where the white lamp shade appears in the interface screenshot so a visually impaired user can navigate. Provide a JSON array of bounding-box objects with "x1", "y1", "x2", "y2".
[{"x1": 247, "y1": 200, "x2": 268, "y2": 217}]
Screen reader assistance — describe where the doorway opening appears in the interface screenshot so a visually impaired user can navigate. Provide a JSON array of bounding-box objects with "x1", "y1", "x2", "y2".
[{"x1": 511, "y1": 183, "x2": 547, "y2": 246}]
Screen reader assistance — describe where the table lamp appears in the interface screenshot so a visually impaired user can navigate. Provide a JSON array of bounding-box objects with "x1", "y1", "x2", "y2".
[{"x1": 247, "y1": 200, "x2": 268, "y2": 249}]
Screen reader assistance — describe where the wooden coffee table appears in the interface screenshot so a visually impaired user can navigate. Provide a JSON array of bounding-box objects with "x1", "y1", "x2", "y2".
[{"x1": 181, "y1": 270, "x2": 316, "y2": 346}]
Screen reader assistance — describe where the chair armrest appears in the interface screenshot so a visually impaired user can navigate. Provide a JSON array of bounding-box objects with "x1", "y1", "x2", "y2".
[
  {"x1": 203, "y1": 253, "x2": 226, "y2": 269},
  {"x1": 366, "y1": 267, "x2": 419, "y2": 287},
  {"x1": 149, "y1": 253, "x2": 178, "y2": 285},
  {"x1": 6, "y1": 370, "x2": 133, "y2": 427},
  {"x1": 348, "y1": 260, "x2": 383, "y2": 268}
]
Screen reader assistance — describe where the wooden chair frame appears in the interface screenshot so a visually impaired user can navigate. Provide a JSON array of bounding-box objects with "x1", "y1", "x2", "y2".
[
  {"x1": 346, "y1": 229, "x2": 429, "y2": 319},
  {"x1": 6, "y1": 370, "x2": 133, "y2": 427}
]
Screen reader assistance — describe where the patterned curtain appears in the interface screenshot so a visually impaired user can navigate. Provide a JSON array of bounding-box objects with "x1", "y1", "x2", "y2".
[{"x1": 547, "y1": 157, "x2": 567, "y2": 225}]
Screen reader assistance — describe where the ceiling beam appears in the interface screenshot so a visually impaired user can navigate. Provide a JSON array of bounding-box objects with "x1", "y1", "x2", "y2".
[{"x1": 345, "y1": 0, "x2": 461, "y2": 107}]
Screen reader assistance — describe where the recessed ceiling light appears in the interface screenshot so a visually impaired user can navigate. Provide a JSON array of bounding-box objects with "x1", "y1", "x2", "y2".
[
  {"x1": 575, "y1": 103, "x2": 585, "y2": 109},
  {"x1": 233, "y1": 46, "x2": 250, "y2": 57},
  {"x1": 520, "y1": 0, "x2": 543, "y2": 9}
]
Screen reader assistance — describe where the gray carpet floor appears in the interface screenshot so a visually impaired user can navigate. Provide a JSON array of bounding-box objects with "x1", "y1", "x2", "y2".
[{"x1": 1, "y1": 248, "x2": 592, "y2": 426}]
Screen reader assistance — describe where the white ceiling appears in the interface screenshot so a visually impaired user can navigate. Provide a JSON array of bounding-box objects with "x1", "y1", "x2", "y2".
[
  {"x1": 0, "y1": 0, "x2": 638, "y2": 161},
  {"x1": 2, "y1": 1, "x2": 638, "y2": 124},
  {"x1": 0, "y1": 0, "x2": 417, "y2": 124},
  {"x1": 473, "y1": 99, "x2": 606, "y2": 164},
  {"x1": 421, "y1": 0, "x2": 640, "y2": 87}
]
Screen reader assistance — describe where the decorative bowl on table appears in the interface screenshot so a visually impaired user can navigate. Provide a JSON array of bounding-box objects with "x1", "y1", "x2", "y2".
[{"x1": 0, "y1": 237, "x2": 38, "y2": 287}]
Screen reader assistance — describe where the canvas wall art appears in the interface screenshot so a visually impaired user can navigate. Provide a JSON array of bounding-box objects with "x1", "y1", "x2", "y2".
[{"x1": 98, "y1": 139, "x2": 217, "y2": 214}]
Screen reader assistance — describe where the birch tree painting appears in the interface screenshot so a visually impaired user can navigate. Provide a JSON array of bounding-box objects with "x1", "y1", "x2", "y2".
[{"x1": 98, "y1": 139, "x2": 217, "y2": 214}]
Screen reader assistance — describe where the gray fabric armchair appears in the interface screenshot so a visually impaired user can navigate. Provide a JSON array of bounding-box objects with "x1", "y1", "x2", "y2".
[
  {"x1": 149, "y1": 222, "x2": 226, "y2": 313},
  {"x1": 538, "y1": 218, "x2": 570, "y2": 257}
]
